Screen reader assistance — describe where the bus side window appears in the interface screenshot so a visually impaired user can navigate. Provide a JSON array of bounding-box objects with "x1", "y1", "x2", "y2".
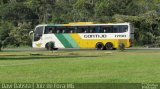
[
  {"x1": 48, "y1": 28, "x2": 53, "y2": 34},
  {"x1": 89, "y1": 29, "x2": 93, "y2": 33},
  {"x1": 101, "y1": 26, "x2": 104, "y2": 33},
  {"x1": 93, "y1": 28, "x2": 96, "y2": 33},
  {"x1": 74, "y1": 27, "x2": 78, "y2": 33},
  {"x1": 103, "y1": 29, "x2": 106, "y2": 33},
  {"x1": 65, "y1": 27, "x2": 75, "y2": 33},
  {"x1": 83, "y1": 29, "x2": 87, "y2": 33},
  {"x1": 101, "y1": 26, "x2": 111, "y2": 33},
  {"x1": 76, "y1": 27, "x2": 82, "y2": 33},
  {"x1": 44, "y1": 27, "x2": 52, "y2": 34},
  {"x1": 76, "y1": 26, "x2": 89, "y2": 33},
  {"x1": 118, "y1": 26, "x2": 122, "y2": 33},
  {"x1": 89, "y1": 27, "x2": 96, "y2": 33},
  {"x1": 44, "y1": 28, "x2": 48, "y2": 34},
  {"x1": 81, "y1": 28, "x2": 86, "y2": 33},
  {"x1": 69, "y1": 27, "x2": 75, "y2": 33},
  {"x1": 51, "y1": 27, "x2": 56, "y2": 33},
  {"x1": 56, "y1": 30, "x2": 60, "y2": 33},
  {"x1": 108, "y1": 26, "x2": 113, "y2": 33},
  {"x1": 55, "y1": 27, "x2": 64, "y2": 33},
  {"x1": 123, "y1": 25, "x2": 128, "y2": 32},
  {"x1": 95, "y1": 26, "x2": 101, "y2": 33},
  {"x1": 62, "y1": 30, "x2": 65, "y2": 33}
]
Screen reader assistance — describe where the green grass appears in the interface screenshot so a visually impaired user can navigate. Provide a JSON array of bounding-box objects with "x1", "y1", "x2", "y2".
[{"x1": 0, "y1": 49, "x2": 160, "y2": 83}]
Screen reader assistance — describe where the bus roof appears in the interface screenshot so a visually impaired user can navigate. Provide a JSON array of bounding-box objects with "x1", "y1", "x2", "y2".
[{"x1": 36, "y1": 22, "x2": 130, "y2": 27}]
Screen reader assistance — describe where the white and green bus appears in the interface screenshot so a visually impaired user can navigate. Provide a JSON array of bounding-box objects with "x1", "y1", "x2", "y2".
[{"x1": 31, "y1": 22, "x2": 134, "y2": 50}]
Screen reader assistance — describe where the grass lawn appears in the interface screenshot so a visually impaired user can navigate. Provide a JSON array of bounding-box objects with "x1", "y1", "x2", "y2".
[{"x1": 0, "y1": 49, "x2": 160, "y2": 83}]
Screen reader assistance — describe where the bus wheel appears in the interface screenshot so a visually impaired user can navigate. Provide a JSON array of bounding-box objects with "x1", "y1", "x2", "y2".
[
  {"x1": 45, "y1": 41, "x2": 55, "y2": 50},
  {"x1": 105, "y1": 42, "x2": 113, "y2": 50},
  {"x1": 45, "y1": 43, "x2": 50, "y2": 50},
  {"x1": 96, "y1": 42, "x2": 104, "y2": 50}
]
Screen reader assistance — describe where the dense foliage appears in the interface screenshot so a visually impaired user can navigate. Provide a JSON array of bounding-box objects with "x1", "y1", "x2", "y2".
[{"x1": 0, "y1": 0, "x2": 160, "y2": 47}]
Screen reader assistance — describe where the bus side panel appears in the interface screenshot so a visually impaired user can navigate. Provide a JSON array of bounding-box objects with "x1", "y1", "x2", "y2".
[
  {"x1": 70, "y1": 34, "x2": 129, "y2": 49},
  {"x1": 52, "y1": 34, "x2": 81, "y2": 48},
  {"x1": 43, "y1": 33, "x2": 131, "y2": 49},
  {"x1": 42, "y1": 34, "x2": 65, "y2": 48}
]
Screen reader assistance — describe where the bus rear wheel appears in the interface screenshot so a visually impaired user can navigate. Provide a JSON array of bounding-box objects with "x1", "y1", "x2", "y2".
[
  {"x1": 105, "y1": 42, "x2": 114, "y2": 50},
  {"x1": 96, "y1": 42, "x2": 104, "y2": 50}
]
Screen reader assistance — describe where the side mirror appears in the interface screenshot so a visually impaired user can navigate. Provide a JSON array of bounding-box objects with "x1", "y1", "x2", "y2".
[{"x1": 29, "y1": 31, "x2": 34, "y2": 36}]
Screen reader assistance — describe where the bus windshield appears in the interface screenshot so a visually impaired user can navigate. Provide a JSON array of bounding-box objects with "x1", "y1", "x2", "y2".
[{"x1": 34, "y1": 26, "x2": 44, "y2": 41}]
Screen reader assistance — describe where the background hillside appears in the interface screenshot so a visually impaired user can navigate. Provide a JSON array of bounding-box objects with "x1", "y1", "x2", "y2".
[{"x1": 0, "y1": 0, "x2": 160, "y2": 47}]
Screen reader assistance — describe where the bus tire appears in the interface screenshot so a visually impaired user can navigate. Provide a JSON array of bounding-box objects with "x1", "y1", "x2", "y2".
[
  {"x1": 105, "y1": 42, "x2": 114, "y2": 50},
  {"x1": 45, "y1": 41, "x2": 55, "y2": 50},
  {"x1": 45, "y1": 43, "x2": 50, "y2": 50},
  {"x1": 96, "y1": 42, "x2": 104, "y2": 50}
]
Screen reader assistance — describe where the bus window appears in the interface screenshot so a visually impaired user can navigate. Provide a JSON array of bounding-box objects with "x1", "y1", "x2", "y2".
[
  {"x1": 62, "y1": 30, "x2": 65, "y2": 33},
  {"x1": 44, "y1": 27, "x2": 53, "y2": 34},
  {"x1": 65, "y1": 27, "x2": 76, "y2": 33},
  {"x1": 96, "y1": 26, "x2": 107, "y2": 33},
  {"x1": 101, "y1": 26, "x2": 113, "y2": 33},
  {"x1": 56, "y1": 30, "x2": 59, "y2": 33},
  {"x1": 88, "y1": 26, "x2": 96, "y2": 33},
  {"x1": 120, "y1": 25, "x2": 128, "y2": 32},
  {"x1": 44, "y1": 26, "x2": 57, "y2": 34},
  {"x1": 99, "y1": 27, "x2": 105, "y2": 33},
  {"x1": 95, "y1": 26, "x2": 101, "y2": 33},
  {"x1": 112, "y1": 26, "x2": 119, "y2": 33},
  {"x1": 34, "y1": 26, "x2": 44, "y2": 41},
  {"x1": 113, "y1": 25, "x2": 128, "y2": 33},
  {"x1": 56, "y1": 27, "x2": 65, "y2": 33},
  {"x1": 77, "y1": 26, "x2": 89, "y2": 33},
  {"x1": 101, "y1": 25, "x2": 128, "y2": 33},
  {"x1": 52, "y1": 27, "x2": 57, "y2": 33}
]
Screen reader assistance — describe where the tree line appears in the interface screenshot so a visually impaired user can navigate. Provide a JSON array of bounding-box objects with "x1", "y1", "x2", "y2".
[{"x1": 0, "y1": 0, "x2": 160, "y2": 48}]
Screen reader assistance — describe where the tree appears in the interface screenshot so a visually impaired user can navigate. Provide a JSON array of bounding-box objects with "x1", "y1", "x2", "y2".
[
  {"x1": 0, "y1": 22, "x2": 15, "y2": 47},
  {"x1": 9, "y1": 22, "x2": 32, "y2": 46}
]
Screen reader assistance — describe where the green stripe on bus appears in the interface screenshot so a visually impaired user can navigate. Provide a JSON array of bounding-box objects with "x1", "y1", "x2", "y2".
[
  {"x1": 63, "y1": 34, "x2": 80, "y2": 48},
  {"x1": 55, "y1": 34, "x2": 73, "y2": 48}
]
